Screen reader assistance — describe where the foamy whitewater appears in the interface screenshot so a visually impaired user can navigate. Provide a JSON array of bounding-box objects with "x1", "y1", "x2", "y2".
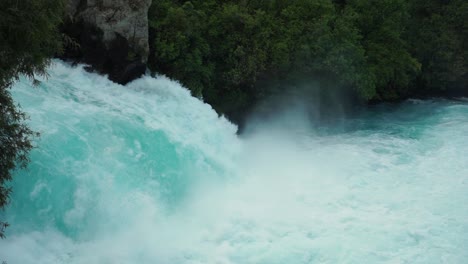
[{"x1": 1, "y1": 61, "x2": 468, "y2": 263}]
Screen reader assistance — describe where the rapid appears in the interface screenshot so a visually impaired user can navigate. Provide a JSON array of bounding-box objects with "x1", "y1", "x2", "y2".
[{"x1": 1, "y1": 61, "x2": 468, "y2": 263}]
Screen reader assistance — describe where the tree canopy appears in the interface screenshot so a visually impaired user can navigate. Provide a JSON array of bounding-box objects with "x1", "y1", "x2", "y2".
[{"x1": 148, "y1": 0, "x2": 468, "y2": 122}]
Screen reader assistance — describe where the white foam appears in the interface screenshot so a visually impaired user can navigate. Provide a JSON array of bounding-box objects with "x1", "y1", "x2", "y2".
[{"x1": 1, "y1": 61, "x2": 468, "y2": 263}]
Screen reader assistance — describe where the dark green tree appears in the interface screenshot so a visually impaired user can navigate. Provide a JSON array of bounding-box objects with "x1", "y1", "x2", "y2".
[
  {"x1": 0, "y1": 0, "x2": 64, "y2": 238},
  {"x1": 346, "y1": 0, "x2": 420, "y2": 100},
  {"x1": 148, "y1": 0, "x2": 213, "y2": 97},
  {"x1": 406, "y1": 0, "x2": 468, "y2": 95},
  {"x1": 148, "y1": 0, "x2": 467, "y2": 122}
]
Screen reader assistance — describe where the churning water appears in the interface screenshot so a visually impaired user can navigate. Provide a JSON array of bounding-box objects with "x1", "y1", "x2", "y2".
[{"x1": 1, "y1": 61, "x2": 468, "y2": 263}]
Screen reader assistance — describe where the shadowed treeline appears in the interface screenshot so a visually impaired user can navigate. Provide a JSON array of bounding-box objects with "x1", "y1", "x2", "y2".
[{"x1": 148, "y1": 0, "x2": 467, "y2": 124}]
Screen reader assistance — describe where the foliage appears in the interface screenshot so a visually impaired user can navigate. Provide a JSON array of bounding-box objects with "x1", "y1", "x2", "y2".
[
  {"x1": 406, "y1": 0, "x2": 468, "y2": 95},
  {"x1": 0, "y1": 0, "x2": 64, "y2": 238},
  {"x1": 149, "y1": 0, "x2": 368, "y2": 120},
  {"x1": 148, "y1": 0, "x2": 468, "y2": 121},
  {"x1": 345, "y1": 0, "x2": 421, "y2": 100}
]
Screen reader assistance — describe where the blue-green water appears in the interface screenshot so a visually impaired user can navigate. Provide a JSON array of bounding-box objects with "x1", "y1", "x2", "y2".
[{"x1": 1, "y1": 61, "x2": 468, "y2": 263}]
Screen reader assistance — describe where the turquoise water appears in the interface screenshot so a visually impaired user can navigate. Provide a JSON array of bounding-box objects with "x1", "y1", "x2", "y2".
[{"x1": 1, "y1": 61, "x2": 468, "y2": 263}]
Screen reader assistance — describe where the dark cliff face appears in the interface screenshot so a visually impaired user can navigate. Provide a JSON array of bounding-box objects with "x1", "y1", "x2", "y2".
[{"x1": 61, "y1": 0, "x2": 151, "y2": 85}]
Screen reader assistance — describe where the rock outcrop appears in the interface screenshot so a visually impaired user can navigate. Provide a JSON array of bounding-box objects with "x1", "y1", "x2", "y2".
[{"x1": 61, "y1": 0, "x2": 152, "y2": 84}]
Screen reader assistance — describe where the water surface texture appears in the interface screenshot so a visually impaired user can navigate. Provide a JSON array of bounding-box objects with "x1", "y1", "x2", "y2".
[{"x1": 1, "y1": 62, "x2": 468, "y2": 263}]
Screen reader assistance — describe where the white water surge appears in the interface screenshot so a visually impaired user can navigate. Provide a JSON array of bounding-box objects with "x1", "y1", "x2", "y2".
[{"x1": 1, "y1": 61, "x2": 468, "y2": 263}]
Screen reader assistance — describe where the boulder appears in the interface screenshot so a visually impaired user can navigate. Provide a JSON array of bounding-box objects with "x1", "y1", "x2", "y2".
[{"x1": 61, "y1": 0, "x2": 152, "y2": 84}]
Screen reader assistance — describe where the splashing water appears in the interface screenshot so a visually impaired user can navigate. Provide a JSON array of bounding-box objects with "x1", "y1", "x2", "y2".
[{"x1": 1, "y1": 61, "x2": 468, "y2": 263}]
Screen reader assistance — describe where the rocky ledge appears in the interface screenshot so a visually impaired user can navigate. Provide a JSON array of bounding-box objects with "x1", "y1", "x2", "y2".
[{"x1": 61, "y1": 0, "x2": 152, "y2": 85}]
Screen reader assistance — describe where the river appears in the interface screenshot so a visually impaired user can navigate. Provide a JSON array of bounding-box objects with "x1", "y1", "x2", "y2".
[{"x1": 1, "y1": 61, "x2": 468, "y2": 263}]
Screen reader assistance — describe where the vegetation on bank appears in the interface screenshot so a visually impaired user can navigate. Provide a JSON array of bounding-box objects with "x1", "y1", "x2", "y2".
[
  {"x1": 0, "y1": 0, "x2": 64, "y2": 237},
  {"x1": 148, "y1": 0, "x2": 467, "y2": 121}
]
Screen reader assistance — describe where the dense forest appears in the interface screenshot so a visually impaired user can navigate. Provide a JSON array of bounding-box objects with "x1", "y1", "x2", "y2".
[
  {"x1": 148, "y1": 0, "x2": 467, "y2": 122},
  {"x1": 0, "y1": 0, "x2": 467, "y2": 238}
]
